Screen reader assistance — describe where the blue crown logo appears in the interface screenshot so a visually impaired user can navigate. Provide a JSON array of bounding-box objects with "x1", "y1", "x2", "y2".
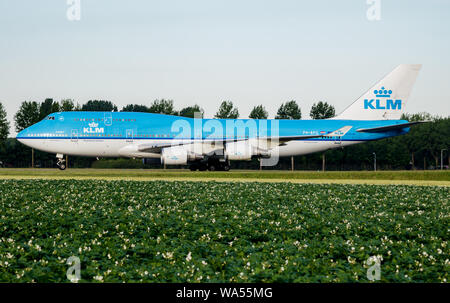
[{"x1": 373, "y1": 87, "x2": 392, "y2": 98}]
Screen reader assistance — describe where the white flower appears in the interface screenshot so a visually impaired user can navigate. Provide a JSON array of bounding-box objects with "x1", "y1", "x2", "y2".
[
  {"x1": 186, "y1": 252, "x2": 192, "y2": 262},
  {"x1": 162, "y1": 252, "x2": 174, "y2": 260}
]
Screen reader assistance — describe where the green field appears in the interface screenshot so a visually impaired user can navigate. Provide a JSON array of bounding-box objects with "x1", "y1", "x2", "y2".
[
  {"x1": 0, "y1": 179, "x2": 448, "y2": 282},
  {"x1": 0, "y1": 168, "x2": 449, "y2": 186}
]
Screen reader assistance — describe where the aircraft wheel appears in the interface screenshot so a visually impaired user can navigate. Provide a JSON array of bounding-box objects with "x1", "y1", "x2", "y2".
[{"x1": 56, "y1": 156, "x2": 66, "y2": 170}]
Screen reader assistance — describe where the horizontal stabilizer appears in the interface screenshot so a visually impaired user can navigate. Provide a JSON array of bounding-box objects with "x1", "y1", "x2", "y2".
[{"x1": 356, "y1": 121, "x2": 428, "y2": 133}]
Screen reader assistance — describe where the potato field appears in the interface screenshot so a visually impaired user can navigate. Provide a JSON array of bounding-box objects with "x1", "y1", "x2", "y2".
[{"x1": 0, "y1": 179, "x2": 448, "y2": 282}]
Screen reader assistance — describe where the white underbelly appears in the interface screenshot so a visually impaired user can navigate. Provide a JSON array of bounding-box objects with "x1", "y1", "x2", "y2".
[
  {"x1": 20, "y1": 138, "x2": 130, "y2": 157},
  {"x1": 277, "y1": 140, "x2": 363, "y2": 157},
  {"x1": 18, "y1": 138, "x2": 365, "y2": 159}
]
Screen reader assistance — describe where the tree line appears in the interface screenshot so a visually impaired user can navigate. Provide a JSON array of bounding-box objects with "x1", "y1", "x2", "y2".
[{"x1": 0, "y1": 98, "x2": 448, "y2": 170}]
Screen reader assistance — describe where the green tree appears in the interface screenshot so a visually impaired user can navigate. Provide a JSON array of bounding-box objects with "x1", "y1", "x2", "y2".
[
  {"x1": 51, "y1": 100, "x2": 60, "y2": 113},
  {"x1": 82, "y1": 100, "x2": 118, "y2": 112},
  {"x1": 39, "y1": 98, "x2": 61, "y2": 120},
  {"x1": 179, "y1": 105, "x2": 204, "y2": 118},
  {"x1": 310, "y1": 101, "x2": 335, "y2": 119},
  {"x1": 14, "y1": 101, "x2": 40, "y2": 132},
  {"x1": 275, "y1": 100, "x2": 301, "y2": 120},
  {"x1": 0, "y1": 102, "x2": 9, "y2": 141},
  {"x1": 398, "y1": 113, "x2": 430, "y2": 168},
  {"x1": 401, "y1": 112, "x2": 432, "y2": 122},
  {"x1": 422, "y1": 117, "x2": 449, "y2": 168},
  {"x1": 60, "y1": 99, "x2": 78, "y2": 111},
  {"x1": 249, "y1": 105, "x2": 268, "y2": 119},
  {"x1": 121, "y1": 104, "x2": 150, "y2": 112},
  {"x1": 214, "y1": 101, "x2": 239, "y2": 119},
  {"x1": 148, "y1": 99, "x2": 177, "y2": 115},
  {"x1": 401, "y1": 113, "x2": 449, "y2": 168}
]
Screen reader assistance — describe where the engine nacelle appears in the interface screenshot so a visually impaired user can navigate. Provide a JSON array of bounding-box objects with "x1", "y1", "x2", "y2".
[
  {"x1": 225, "y1": 141, "x2": 254, "y2": 160},
  {"x1": 161, "y1": 146, "x2": 188, "y2": 165}
]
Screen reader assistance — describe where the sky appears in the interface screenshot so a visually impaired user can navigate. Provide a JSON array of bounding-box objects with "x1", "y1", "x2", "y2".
[{"x1": 1, "y1": 0, "x2": 449, "y2": 135}]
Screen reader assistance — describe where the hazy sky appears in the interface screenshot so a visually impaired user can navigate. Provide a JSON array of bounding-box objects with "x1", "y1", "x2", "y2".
[{"x1": 1, "y1": 0, "x2": 449, "y2": 134}]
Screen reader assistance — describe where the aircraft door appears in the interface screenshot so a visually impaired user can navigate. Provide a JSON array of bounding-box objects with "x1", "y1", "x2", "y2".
[
  {"x1": 71, "y1": 129, "x2": 78, "y2": 142},
  {"x1": 126, "y1": 129, "x2": 133, "y2": 142},
  {"x1": 104, "y1": 113, "x2": 112, "y2": 126},
  {"x1": 334, "y1": 136, "x2": 342, "y2": 145}
]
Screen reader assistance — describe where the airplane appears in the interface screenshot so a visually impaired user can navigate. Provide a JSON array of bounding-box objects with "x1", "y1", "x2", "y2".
[{"x1": 16, "y1": 64, "x2": 423, "y2": 171}]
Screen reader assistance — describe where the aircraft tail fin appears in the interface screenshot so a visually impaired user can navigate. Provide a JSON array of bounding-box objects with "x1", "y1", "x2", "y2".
[{"x1": 334, "y1": 64, "x2": 422, "y2": 120}]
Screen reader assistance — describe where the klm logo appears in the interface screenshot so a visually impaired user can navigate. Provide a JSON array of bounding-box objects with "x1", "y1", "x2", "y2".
[
  {"x1": 83, "y1": 122, "x2": 104, "y2": 134},
  {"x1": 364, "y1": 87, "x2": 402, "y2": 110}
]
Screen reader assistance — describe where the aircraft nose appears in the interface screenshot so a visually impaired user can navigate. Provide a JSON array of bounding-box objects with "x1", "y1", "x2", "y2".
[{"x1": 16, "y1": 128, "x2": 29, "y2": 144}]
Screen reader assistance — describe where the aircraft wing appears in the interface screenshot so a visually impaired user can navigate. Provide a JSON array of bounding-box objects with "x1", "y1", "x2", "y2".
[
  {"x1": 137, "y1": 141, "x2": 194, "y2": 153},
  {"x1": 263, "y1": 125, "x2": 353, "y2": 142},
  {"x1": 356, "y1": 121, "x2": 427, "y2": 133},
  {"x1": 137, "y1": 126, "x2": 353, "y2": 153}
]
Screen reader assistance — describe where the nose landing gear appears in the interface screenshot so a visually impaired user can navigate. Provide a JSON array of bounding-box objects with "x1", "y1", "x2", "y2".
[{"x1": 56, "y1": 154, "x2": 66, "y2": 170}]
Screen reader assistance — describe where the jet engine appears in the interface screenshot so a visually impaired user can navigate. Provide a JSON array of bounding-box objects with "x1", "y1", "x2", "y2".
[
  {"x1": 161, "y1": 146, "x2": 189, "y2": 165},
  {"x1": 224, "y1": 141, "x2": 254, "y2": 160}
]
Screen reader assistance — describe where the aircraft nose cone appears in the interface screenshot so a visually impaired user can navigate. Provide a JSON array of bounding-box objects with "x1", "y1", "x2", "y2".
[{"x1": 16, "y1": 129, "x2": 28, "y2": 144}]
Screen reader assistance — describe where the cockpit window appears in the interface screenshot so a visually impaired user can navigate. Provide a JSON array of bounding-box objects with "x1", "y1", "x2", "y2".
[{"x1": 47, "y1": 116, "x2": 55, "y2": 120}]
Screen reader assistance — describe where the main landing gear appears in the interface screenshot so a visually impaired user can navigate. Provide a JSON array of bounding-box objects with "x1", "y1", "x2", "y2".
[
  {"x1": 189, "y1": 158, "x2": 230, "y2": 171},
  {"x1": 56, "y1": 154, "x2": 66, "y2": 170}
]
